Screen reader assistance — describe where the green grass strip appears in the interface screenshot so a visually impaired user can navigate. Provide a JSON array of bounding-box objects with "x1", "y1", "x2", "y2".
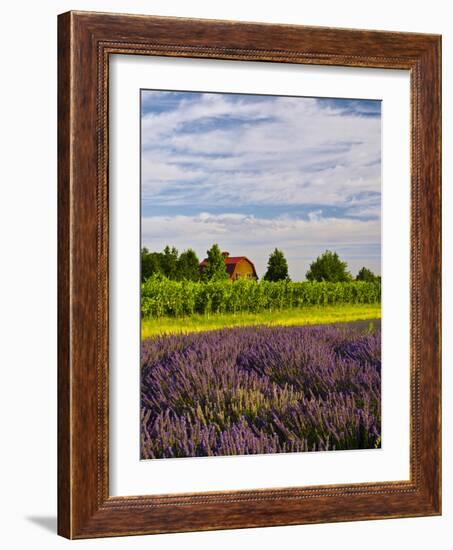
[{"x1": 141, "y1": 304, "x2": 381, "y2": 338}]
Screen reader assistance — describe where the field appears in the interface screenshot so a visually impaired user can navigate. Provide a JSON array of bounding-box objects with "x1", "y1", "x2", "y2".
[
  {"x1": 141, "y1": 323, "x2": 381, "y2": 459},
  {"x1": 141, "y1": 277, "x2": 380, "y2": 318},
  {"x1": 142, "y1": 303, "x2": 381, "y2": 338},
  {"x1": 140, "y1": 278, "x2": 382, "y2": 459}
]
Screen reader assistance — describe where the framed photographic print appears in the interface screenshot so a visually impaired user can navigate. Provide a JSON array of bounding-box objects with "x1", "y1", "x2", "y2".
[{"x1": 58, "y1": 11, "x2": 441, "y2": 538}]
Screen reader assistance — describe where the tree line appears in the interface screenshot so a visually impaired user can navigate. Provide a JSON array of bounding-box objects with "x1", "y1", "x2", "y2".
[{"x1": 141, "y1": 244, "x2": 380, "y2": 283}]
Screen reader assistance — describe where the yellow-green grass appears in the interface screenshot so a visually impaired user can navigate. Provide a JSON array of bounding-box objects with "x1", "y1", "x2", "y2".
[{"x1": 141, "y1": 304, "x2": 381, "y2": 339}]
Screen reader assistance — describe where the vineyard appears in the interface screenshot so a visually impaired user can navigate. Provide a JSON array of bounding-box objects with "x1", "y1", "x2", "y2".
[
  {"x1": 141, "y1": 324, "x2": 381, "y2": 458},
  {"x1": 141, "y1": 275, "x2": 381, "y2": 318}
]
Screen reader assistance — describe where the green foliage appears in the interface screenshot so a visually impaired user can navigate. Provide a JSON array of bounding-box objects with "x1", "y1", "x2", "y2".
[
  {"x1": 161, "y1": 245, "x2": 179, "y2": 280},
  {"x1": 306, "y1": 250, "x2": 352, "y2": 282},
  {"x1": 177, "y1": 248, "x2": 200, "y2": 281},
  {"x1": 141, "y1": 247, "x2": 163, "y2": 282},
  {"x1": 202, "y1": 243, "x2": 229, "y2": 282},
  {"x1": 141, "y1": 276, "x2": 381, "y2": 319},
  {"x1": 356, "y1": 266, "x2": 378, "y2": 282},
  {"x1": 141, "y1": 246, "x2": 200, "y2": 282},
  {"x1": 264, "y1": 248, "x2": 289, "y2": 282}
]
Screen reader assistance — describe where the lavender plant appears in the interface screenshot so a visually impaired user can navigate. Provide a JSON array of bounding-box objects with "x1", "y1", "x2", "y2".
[{"x1": 141, "y1": 324, "x2": 381, "y2": 459}]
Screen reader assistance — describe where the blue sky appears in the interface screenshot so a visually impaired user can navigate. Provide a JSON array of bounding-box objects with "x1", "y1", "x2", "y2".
[{"x1": 141, "y1": 90, "x2": 381, "y2": 279}]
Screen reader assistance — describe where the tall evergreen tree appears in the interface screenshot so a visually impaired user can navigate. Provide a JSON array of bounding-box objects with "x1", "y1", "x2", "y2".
[
  {"x1": 306, "y1": 250, "x2": 352, "y2": 282},
  {"x1": 202, "y1": 244, "x2": 228, "y2": 281},
  {"x1": 264, "y1": 248, "x2": 289, "y2": 282}
]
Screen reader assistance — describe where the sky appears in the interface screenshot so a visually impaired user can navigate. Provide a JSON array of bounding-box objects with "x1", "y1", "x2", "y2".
[{"x1": 141, "y1": 90, "x2": 381, "y2": 280}]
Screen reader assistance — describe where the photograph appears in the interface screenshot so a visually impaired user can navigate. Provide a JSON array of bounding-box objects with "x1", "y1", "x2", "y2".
[{"x1": 140, "y1": 89, "x2": 382, "y2": 459}]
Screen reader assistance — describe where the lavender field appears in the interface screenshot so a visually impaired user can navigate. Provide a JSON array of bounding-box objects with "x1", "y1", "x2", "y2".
[{"x1": 140, "y1": 323, "x2": 381, "y2": 459}]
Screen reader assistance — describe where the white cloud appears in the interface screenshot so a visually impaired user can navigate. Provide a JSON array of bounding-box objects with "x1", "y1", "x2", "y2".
[{"x1": 141, "y1": 94, "x2": 381, "y2": 211}]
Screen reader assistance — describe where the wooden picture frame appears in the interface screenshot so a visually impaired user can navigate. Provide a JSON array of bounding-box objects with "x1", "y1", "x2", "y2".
[{"x1": 58, "y1": 10, "x2": 441, "y2": 539}]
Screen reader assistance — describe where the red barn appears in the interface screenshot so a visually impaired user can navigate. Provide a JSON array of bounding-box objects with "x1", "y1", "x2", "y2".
[{"x1": 200, "y1": 251, "x2": 258, "y2": 281}]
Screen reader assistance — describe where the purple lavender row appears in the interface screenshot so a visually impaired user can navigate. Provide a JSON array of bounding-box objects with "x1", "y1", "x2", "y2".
[{"x1": 141, "y1": 325, "x2": 381, "y2": 459}]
